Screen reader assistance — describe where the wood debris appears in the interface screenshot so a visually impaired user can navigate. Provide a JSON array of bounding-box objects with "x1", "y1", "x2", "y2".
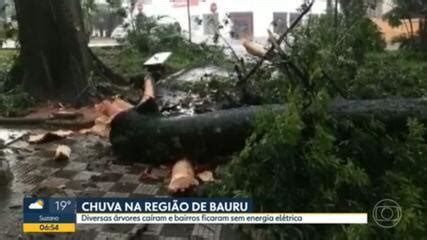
[
  {"x1": 197, "y1": 170, "x2": 215, "y2": 183},
  {"x1": 242, "y1": 38, "x2": 267, "y2": 58},
  {"x1": 54, "y1": 145, "x2": 71, "y2": 160},
  {"x1": 168, "y1": 158, "x2": 198, "y2": 193},
  {"x1": 28, "y1": 130, "x2": 73, "y2": 144},
  {"x1": 79, "y1": 97, "x2": 133, "y2": 137}
]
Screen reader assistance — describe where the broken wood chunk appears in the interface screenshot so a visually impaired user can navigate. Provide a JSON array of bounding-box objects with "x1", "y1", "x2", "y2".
[
  {"x1": 168, "y1": 159, "x2": 198, "y2": 193},
  {"x1": 112, "y1": 98, "x2": 134, "y2": 111},
  {"x1": 242, "y1": 39, "x2": 267, "y2": 58},
  {"x1": 197, "y1": 170, "x2": 215, "y2": 183},
  {"x1": 141, "y1": 75, "x2": 155, "y2": 102},
  {"x1": 54, "y1": 145, "x2": 71, "y2": 161},
  {"x1": 80, "y1": 98, "x2": 134, "y2": 138}
]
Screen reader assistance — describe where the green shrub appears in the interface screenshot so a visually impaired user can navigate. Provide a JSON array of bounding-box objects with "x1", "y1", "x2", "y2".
[
  {"x1": 0, "y1": 87, "x2": 33, "y2": 116},
  {"x1": 210, "y1": 90, "x2": 427, "y2": 239},
  {"x1": 349, "y1": 51, "x2": 427, "y2": 98},
  {"x1": 209, "y1": 10, "x2": 427, "y2": 239}
]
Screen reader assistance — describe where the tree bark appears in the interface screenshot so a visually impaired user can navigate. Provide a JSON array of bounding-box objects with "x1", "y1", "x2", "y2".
[
  {"x1": 110, "y1": 98, "x2": 427, "y2": 164},
  {"x1": 14, "y1": 0, "x2": 90, "y2": 102}
]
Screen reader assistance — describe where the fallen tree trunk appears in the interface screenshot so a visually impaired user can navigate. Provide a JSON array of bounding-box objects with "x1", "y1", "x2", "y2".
[{"x1": 110, "y1": 98, "x2": 427, "y2": 164}]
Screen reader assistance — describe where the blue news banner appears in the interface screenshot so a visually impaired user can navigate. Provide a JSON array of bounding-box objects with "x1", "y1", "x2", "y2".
[
  {"x1": 23, "y1": 197, "x2": 367, "y2": 232},
  {"x1": 23, "y1": 198, "x2": 253, "y2": 232}
]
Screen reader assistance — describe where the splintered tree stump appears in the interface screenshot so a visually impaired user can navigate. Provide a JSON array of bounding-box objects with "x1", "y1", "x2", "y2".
[{"x1": 110, "y1": 98, "x2": 427, "y2": 164}]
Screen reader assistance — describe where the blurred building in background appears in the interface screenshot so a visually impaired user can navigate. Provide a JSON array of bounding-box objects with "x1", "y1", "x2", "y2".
[
  {"x1": 0, "y1": 0, "x2": 4, "y2": 21},
  {"x1": 367, "y1": 0, "x2": 395, "y2": 17},
  {"x1": 124, "y1": 0, "x2": 329, "y2": 43},
  {"x1": 0, "y1": 0, "x2": 14, "y2": 22}
]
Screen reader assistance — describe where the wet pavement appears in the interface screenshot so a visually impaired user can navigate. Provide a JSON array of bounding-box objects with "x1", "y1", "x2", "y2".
[
  {"x1": 0, "y1": 63, "x2": 246, "y2": 239},
  {"x1": 0, "y1": 129, "x2": 243, "y2": 240}
]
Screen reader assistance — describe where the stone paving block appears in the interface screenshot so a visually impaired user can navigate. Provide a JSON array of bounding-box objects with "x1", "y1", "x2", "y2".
[
  {"x1": 42, "y1": 159, "x2": 69, "y2": 169},
  {"x1": 13, "y1": 181, "x2": 36, "y2": 193},
  {"x1": 133, "y1": 183, "x2": 159, "y2": 196},
  {"x1": 154, "y1": 195, "x2": 170, "y2": 198},
  {"x1": 52, "y1": 169, "x2": 79, "y2": 179},
  {"x1": 13, "y1": 162, "x2": 37, "y2": 179},
  {"x1": 118, "y1": 173, "x2": 140, "y2": 183},
  {"x1": 159, "y1": 237, "x2": 190, "y2": 240},
  {"x1": 63, "y1": 161, "x2": 88, "y2": 171},
  {"x1": 137, "y1": 236, "x2": 159, "y2": 240},
  {"x1": 17, "y1": 173, "x2": 45, "y2": 185},
  {"x1": 63, "y1": 189, "x2": 82, "y2": 197},
  {"x1": 143, "y1": 224, "x2": 164, "y2": 236},
  {"x1": 65, "y1": 180, "x2": 87, "y2": 190},
  {"x1": 108, "y1": 164, "x2": 130, "y2": 173},
  {"x1": 82, "y1": 181, "x2": 98, "y2": 189},
  {"x1": 79, "y1": 189, "x2": 106, "y2": 197},
  {"x1": 102, "y1": 224, "x2": 136, "y2": 233},
  {"x1": 91, "y1": 172, "x2": 123, "y2": 182},
  {"x1": 96, "y1": 182, "x2": 116, "y2": 192},
  {"x1": 192, "y1": 224, "x2": 222, "y2": 240},
  {"x1": 28, "y1": 166, "x2": 57, "y2": 177},
  {"x1": 86, "y1": 159, "x2": 110, "y2": 172},
  {"x1": 161, "y1": 224, "x2": 195, "y2": 238},
  {"x1": 128, "y1": 163, "x2": 149, "y2": 174},
  {"x1": 103, "y1": 192, "x2": 130, "y2": 198},
  {"x1": 109, "y1": 182, "x2": 139, "y2": 193},
  {"x1": 129, "y1": 224, "x2": 148, "y2": 235},
  {"x1": 39, "y1": 177, "x2": 69, "y2": 188},
  {"x1": 76, "y1": 224, "x2": 103, "y2": 232},
  {"x1": 129, "y1": 193, "x2": 152, "y2": 198},
  {"x1": 94, "y1": 231, "x2": 129, "y2": 240},
  {"x1": 73, "y1": 171, "x2": 101, "y2": 181}
]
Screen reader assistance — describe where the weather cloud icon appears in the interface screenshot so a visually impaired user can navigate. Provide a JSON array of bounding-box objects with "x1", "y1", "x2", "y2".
[{"x1": 28, "y1": 200, "x2": 44, "y2": 210}]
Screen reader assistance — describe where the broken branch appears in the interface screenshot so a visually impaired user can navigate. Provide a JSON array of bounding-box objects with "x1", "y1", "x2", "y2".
[{"x1": 239, "y1": 0, "x2": 315, "y2": 85}]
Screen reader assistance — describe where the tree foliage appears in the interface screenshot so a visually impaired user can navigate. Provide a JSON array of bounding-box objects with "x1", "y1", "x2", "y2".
[{"x1": 209, "y1": 6, "x2": 427, "y2": 240}]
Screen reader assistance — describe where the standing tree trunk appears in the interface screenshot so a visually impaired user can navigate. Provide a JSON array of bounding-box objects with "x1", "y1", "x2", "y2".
[
  {"x1": 14, "y1": 0, "x2": 91, "y2": 102},
  {"x1": 326, "y1": 0, "x2": 333, "y2": 12}
]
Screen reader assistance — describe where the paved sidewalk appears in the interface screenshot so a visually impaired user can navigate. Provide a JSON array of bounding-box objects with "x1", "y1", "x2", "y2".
[{"x1": 0, "y1": 134, "x2": 242, "y2": 240}]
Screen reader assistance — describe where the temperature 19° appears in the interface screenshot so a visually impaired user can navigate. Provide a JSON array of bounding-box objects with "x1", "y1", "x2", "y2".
[{"x1": 55, "y1": 200, "x2": 72, "y2": 211}]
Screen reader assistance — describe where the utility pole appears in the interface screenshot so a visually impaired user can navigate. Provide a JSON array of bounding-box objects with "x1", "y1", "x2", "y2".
[{"x1": 187, "y1": 0, "x2": 192, "y2": 42}]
